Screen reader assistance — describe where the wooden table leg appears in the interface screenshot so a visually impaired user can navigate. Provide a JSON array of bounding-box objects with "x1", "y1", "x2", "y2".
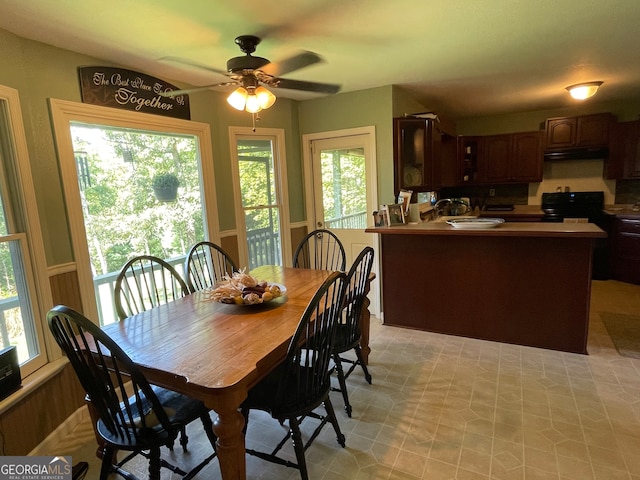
[{"x1": 212, "y1": 406, "x2": 247, "y2": 479}]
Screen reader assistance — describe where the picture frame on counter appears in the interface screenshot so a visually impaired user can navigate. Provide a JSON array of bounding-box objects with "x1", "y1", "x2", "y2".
[
  {"x1": 397, "y1": 189, "x2": 413, "y2": 216},
  {"x1": 385, "y1": 203, "x2": 405, "y2": 226}
]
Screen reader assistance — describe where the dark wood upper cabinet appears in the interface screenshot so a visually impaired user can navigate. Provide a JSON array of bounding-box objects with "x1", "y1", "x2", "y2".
[
  {"x1": 545, "y1": 113, "x2": 614, "y2": 150},
  {"x1": 480, "y1": 131, "x2": 543, "y2": 183},
  {"x1": 607, "y1": 120, "x2": 640, "y2": 179},
  {"x1": 545, "y1": 117, "x2": 576, "y2": 149},
  {"x1": 393, "y1": 117, "x2": 442, "y2": 196},
  {"x1": 482, "y1": 134, "x2": 511, "y2": 182},
  {"x1": 512, "y1": 132, "x2": 544, "y2": 181}
]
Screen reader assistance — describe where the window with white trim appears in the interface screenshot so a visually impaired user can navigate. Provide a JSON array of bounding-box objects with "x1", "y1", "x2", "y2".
[{"x1": 0, "y1": 85, "x2": 52, "y2": 377}]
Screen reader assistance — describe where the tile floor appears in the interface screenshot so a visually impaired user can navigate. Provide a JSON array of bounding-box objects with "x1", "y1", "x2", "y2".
[{"x1": 58, "y1": 279, "x2": 640, "y2": 479}]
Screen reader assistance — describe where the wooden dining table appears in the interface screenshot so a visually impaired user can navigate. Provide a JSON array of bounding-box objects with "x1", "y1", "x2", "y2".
[{"x1": 99, "y1": 265, "x2": 373, "y2": 480}]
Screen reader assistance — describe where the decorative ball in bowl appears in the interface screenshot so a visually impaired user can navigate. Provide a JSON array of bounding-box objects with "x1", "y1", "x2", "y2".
[{"x1": 207, "y1": 270, "x2": 285, "y2": 305}]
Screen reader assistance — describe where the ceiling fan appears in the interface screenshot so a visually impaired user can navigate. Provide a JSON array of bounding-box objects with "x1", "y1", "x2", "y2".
[{"x1": 161, "y1": 35, "x2": 341, "y2": 113}]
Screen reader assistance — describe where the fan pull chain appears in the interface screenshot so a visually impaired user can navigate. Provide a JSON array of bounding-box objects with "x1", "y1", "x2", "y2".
[{"x1": 251, "y1": 112, "x2": 262, "y2": 132}]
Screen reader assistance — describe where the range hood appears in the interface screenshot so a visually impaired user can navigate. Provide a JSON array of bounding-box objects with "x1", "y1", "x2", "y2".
[{"x1": 543, "y1": 147, "x2": 608, "y2": 161}]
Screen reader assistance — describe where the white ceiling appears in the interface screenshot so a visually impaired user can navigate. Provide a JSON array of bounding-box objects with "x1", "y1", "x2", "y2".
[{"x1": 1, "y1": 0, "x2": 639, "y2": 119}]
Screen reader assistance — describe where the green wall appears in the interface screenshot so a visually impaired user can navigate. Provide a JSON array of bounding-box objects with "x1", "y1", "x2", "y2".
[
  {"x1": 3, "y1": 24, "x2": 639, "y2": 267},
  {"x1": 0, "y1": 27, "x2": 303, "y2": 265}
]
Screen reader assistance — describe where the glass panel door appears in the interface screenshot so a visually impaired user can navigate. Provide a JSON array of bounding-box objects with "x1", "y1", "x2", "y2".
[
  {"x1": 307, "y1": 129, "x2": 380, "y2": 316},
  {"x1": 236, "y1": 138, "x2": 282, "y2": 269}
]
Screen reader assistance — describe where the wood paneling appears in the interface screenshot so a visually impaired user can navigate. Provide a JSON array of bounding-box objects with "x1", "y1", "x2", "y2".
[
  {"x1": 49, "y1": 271, "x2": 83, "y2": 313},
  {"x1": 290, "y1": 225, "x2": 308, "y2": 261},
  {"x1": 0, "y1": 364, "x2": 85, "y2": 455},
  {"x1": 220, "y1": 236, "x2": 240, "y2": 268}
]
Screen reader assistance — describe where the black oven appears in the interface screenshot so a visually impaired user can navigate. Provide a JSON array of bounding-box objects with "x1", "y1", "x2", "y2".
[{"x1": 541, "y1": 191, "x2": 613, "y2": 279}]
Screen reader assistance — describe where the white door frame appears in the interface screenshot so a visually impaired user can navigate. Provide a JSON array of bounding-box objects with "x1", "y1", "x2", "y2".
[
  {"x1": 228, "y1": 126, "x2": 292, "y2": 268},
  {"x1": 302, "y1": 126, "x2": 380, "y2": 317}
]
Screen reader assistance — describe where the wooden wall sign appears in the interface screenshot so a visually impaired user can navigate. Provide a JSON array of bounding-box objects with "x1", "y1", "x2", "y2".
[{"x1": 78, "y1": 66, "x2": 190, "y2": 120}]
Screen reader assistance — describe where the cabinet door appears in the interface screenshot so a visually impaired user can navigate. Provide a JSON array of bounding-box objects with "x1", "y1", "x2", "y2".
[
  {"x1": 393, "y1": 118, "x2": 433, "y2": 194},
  {"x1": 545, "y1": 117, "x2": 576, "y2": 149},
  {"x1": 576, "y1": 113, "x2": 611, "y2": 147},
  {"x1": 482, "y1": 134, "x2": 512, "y2": 183},
  {"x1": 612, "y1": 218, "x2": 640, "y2": 284},
  {"x1": 512, "y1": 131, "x2": 543, "y2": 181}
]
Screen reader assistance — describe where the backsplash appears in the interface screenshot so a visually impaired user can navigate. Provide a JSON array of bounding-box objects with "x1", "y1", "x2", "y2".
[
  {"x1": 440, "y1": 184, "x2": 528, "y2": 210},
  {"x1": 441, "y1": 159, "x2": 640, "y2": 207},
  {"x1": 615, "y1": 179, "x2": 640, "y2": 204},
  {"x1": 529, "y1": 159, "x2": 615, "y2": 205}
]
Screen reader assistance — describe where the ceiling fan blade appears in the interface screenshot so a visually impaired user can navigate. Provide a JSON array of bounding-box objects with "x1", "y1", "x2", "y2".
[
  {"x1": 260, "y1": 51, "x2": 323, "y2": 77},
  {"x1": 272, "y1": 77, "x2": 341, "y2": 94},
  {"x1": 159, "y1": 81, "x2": 237, "y2": 97},
  {"x1": 160, "y1": 56, "x2": 230, "y2": 77}
]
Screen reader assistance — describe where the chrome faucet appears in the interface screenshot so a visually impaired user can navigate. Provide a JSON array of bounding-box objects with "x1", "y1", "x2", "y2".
[{"x1": 433, "y1": 198, "x2": 471, "y2": 218}]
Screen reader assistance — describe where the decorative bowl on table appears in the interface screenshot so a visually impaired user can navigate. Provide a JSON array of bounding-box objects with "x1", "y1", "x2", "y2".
[{"x1": 206, "y1": 270, "x2": 285, "y2": 305}]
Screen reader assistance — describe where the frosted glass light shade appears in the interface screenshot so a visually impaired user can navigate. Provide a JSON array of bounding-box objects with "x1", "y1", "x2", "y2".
[
  {"x1": 227, "y1": 87, "x2": 248, "y2": 110},
  {"x1": 566, "y1": 82, "x2": 603, "y2": 100},
  {"x1": 255, "y1": 86, "x2": 276, "y2": 109},
  {"x1": 244, "y1": 94, "x2": 262, "y2": 113}
]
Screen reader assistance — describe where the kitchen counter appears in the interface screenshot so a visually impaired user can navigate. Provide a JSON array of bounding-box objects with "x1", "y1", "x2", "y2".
[
  {"x1": 604, "y1": 204, "x2": 640, "y2": 218},
  {"x1": 366, "y1": 221, "x2": 605, "y2": 354},
  {"x1": 366, "y1": 221, "x2": 605, "y2": 238}
]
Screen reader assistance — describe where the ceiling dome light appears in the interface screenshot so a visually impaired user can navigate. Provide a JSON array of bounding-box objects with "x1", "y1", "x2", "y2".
[{"x1": 566, "y1": 81, "x2": 603, "y2": 100}]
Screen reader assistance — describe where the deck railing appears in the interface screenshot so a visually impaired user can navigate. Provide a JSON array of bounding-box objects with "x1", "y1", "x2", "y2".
[
  {"x1": 246, "y1": 227, "x2": 281, "y2": 269},
  {"x1": 324, "y1": 211, "x2": 367, "y2": 229},
  {"x1": 93, "y1": 255, "x2": 187, "y2": 325},
  {"x1": 0, "y1": 296, "x2": 21, "y2": 349}
]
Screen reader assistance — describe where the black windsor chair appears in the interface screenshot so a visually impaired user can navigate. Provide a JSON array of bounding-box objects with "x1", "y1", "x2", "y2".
[
  {"x1": 331, "y1": 246, "x2": 375, "y2": 417},
  {"x1": 184, "y1": 241, "x2": 238, "y2": 293},
  {"x1": 47, "y1": 305, "x2": 217, "y2": 480},
  {"x1": 113, "y1": 255, "x2": 191, "y2": 450},
  {"x1": 114, "y1": 255, "x2": 189, "y2": 321},
  {"x1": 292, "y1": 229, "x2": 346, "y2": 271},
  {"x1": 240, "y1": 271, "x2": 348, "y2": 480}
]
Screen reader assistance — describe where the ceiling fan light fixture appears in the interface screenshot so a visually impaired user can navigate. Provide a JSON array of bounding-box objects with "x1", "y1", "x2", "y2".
[
  {"x1": 566, "y1": 81, "x2": 603, "y2": 100},
  {"x1": 227, "y1": 87, "x2": 249, "y2": 110},
  {"x1": 226, "y1": 84, "x2": 276, "y2": 113}
]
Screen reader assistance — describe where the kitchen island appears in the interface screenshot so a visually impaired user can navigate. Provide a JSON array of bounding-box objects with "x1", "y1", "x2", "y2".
[{"x1": 366, "y1": 221, "x2": 606, "y2": 354}]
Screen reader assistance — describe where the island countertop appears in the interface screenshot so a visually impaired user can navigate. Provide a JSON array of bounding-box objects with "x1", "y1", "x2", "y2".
[{"x1": 365, "y1": 221, "x2": 606, "y2": 238}]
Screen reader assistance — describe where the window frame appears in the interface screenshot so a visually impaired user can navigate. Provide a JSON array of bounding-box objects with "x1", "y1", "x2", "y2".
[
  {"x1": 49, "y1": 99, "x2": 220, "y2": 324},
  {"x1": 0, "y1": 85, "x2": 54, "y2": 376}
]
